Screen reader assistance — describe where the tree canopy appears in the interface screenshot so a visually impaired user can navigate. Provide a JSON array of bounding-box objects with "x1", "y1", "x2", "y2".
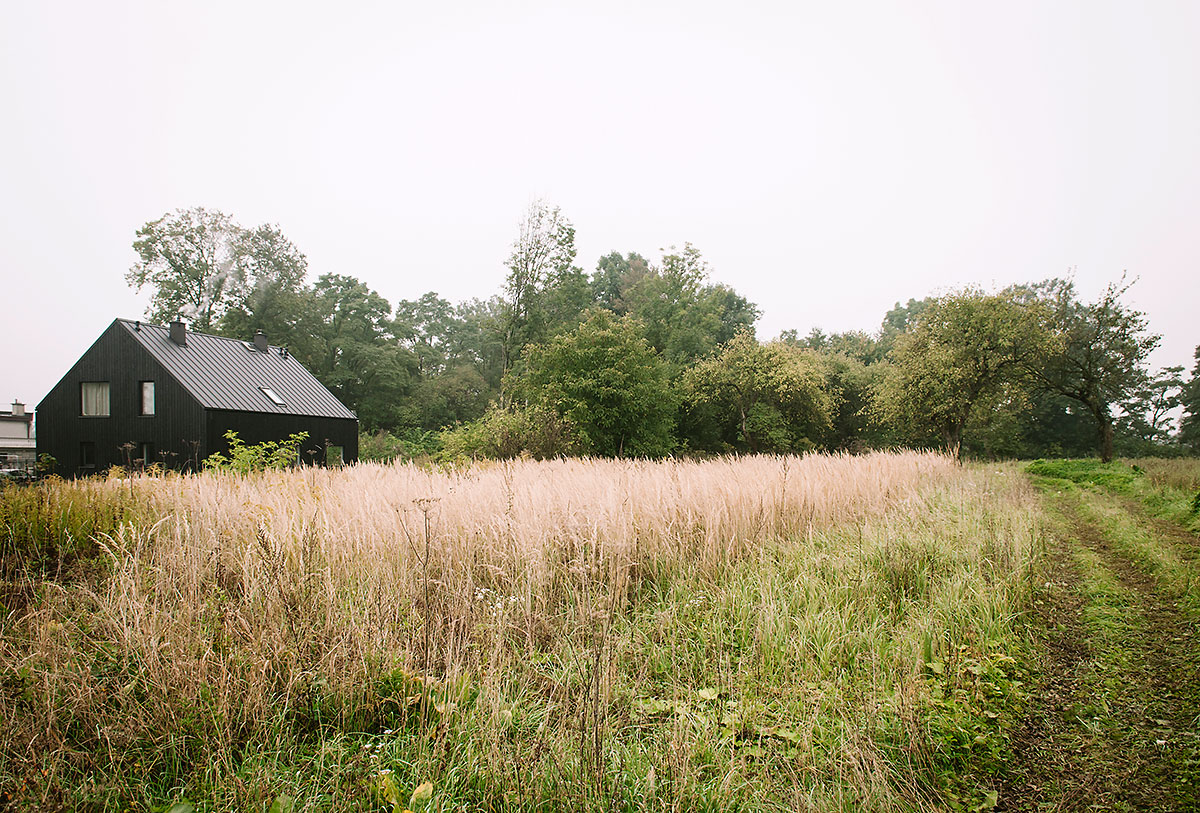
[{"x1": 126, "y1": 204, "x2": 1190, "y2": 462}]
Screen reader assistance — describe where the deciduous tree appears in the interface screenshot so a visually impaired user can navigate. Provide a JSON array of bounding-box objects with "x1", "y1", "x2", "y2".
[
  {"x1": 127, "y1": 207, "x2": 245, "y2": 330},
  {"x1": 1026, "y1": 277, "x2": 1159, "y2": 463},
  {"x1": 875, "y1": 289, "x2": 1050, "y2": 459}
]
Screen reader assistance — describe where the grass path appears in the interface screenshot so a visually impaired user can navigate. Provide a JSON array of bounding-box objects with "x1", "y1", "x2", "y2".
[{"x1": 1002, "y1": 475, "x2": 1200, "y2": 812}]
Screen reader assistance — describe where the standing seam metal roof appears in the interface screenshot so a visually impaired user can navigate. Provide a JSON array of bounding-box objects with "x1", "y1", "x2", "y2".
[{"x1": 117, "y1": 319, "x2": 356, "y2": 420}]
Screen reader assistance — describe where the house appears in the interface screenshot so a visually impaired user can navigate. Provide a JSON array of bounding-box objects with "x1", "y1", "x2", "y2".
[
  {"x1": 36, "y1": 319, "x2": 358, "y2": 477},
  {"x1": 0, "y1": 400, "x2": 36, "y2": 471}
]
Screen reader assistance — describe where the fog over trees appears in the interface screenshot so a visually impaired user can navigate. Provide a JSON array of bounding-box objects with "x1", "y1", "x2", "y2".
[{"x1": 128, "y1": 204, "x2": 1196, "y2": 461}]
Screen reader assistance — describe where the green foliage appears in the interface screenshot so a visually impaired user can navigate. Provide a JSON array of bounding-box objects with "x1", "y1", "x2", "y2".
[
  {"x1": 0, "y1": 478, "x2": 145, "y2": 576},
  {"x1": 518, "y1": 310, "x2": 677, "y2": 457},
  {"x1": 683, "y1": 330, "x2": 832, "y2": 453},
  {"x1": 1026, "y1": 277, "x2": 1161, "y2": 463},
  {"x1": 203, "y1": 430, "x2": 310, "y2": 474},
  {"x1": 875, "y1": 288, "x2": 1051, "y2": 458},
  {"x1": 358, "y1": 429, "x2": 441, "y2": 463},
  {"x1": 438, "y1": 404, "x2": 581, "y2": 461},
  {"x1": 126, "y1": 207, "x2": 244, "y2": 330},
  {"x1": 1180, "y1": 346, "x2": 1200, "y2": 453}
]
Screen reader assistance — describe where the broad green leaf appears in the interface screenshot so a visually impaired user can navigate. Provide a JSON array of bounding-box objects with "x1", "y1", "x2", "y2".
[
  {"x1": 697, "y1": 687, "x2": 719, "y2": 701},
  {"x1": 164, "y1": 804, "x2": 194, "y2": 813},
  {"x1": 268, "y1": 794, "x2": 295, "y2": 813},
  {"x1": 409, "y1": 780, "x2": 434, "y2": 811},
  {"x1": 374, "y1": 770, "x2": 402, "y2": 807}
]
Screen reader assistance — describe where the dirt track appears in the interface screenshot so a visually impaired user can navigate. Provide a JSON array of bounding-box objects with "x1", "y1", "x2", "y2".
[{"x1": 1001, "y1": 486, "x2": 1200, "y2": 812}]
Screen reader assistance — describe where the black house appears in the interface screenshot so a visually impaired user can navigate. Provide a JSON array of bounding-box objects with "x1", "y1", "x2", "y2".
[{"x1": 37, "y1": 319, "x2": 358, "y2": 476}]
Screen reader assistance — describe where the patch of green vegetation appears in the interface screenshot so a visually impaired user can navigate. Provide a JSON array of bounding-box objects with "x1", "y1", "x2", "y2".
[{"x1": 0, "y1": 477, "x2": 148, "y2": 580}]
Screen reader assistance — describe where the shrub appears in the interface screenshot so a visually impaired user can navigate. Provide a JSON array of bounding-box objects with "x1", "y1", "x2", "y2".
[
  {"x1": 438, "y1": 405, "x2": 581, "y2": 461},
  {"x1": 203, "y1": 430, "x2": 309, "y2": 474}
]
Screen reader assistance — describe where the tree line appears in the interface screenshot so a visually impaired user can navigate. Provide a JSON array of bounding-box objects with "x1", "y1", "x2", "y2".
[{"x1": 126, "y1": 204, "x2": 1200, "y2": 462}]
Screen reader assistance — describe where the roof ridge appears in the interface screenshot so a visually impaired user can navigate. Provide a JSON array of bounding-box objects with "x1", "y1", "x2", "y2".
[{"x1": 117, "y1": 318, "x2": 280, "y2": 349}]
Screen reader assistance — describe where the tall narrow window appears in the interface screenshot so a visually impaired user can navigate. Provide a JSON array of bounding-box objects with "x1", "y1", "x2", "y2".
[
  {"x1": 81, "y1": 382, "x2": 110, "y2": 416},
  {"x1": 80, "y1": 441, "x2": 95, "y2": 468},
  {"x1": 138, "y1": 442, "x2": 155, "y2": 467},
  {"x1": 140, "y1": 381, "x2": 155, "y2": 415}
]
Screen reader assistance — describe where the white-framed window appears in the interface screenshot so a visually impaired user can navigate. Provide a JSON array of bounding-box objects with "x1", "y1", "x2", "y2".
[
  {"x1": 140, "y1": 381, "x2": 155, "y2": 415},
  {"x1": 81, "y1": 382, "x2": 110, "y2": 416},
  {"x1": 260, "y1": 387, "x2": 285, "y2": 406}
]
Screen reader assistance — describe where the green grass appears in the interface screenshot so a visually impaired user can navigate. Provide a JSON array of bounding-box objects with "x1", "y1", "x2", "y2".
[{"x1": 1025, "y1": 458, "x2": 1200, "y2": 533}]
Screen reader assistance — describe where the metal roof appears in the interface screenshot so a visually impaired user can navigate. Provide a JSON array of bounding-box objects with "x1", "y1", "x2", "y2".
[{"x1": 117, "y1": 319, "x2": 356, "y2": 420}]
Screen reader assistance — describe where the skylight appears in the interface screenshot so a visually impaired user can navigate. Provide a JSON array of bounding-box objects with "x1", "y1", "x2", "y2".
[{"x1": 260, "y1": 387, "x2": 285, "y2": 406}]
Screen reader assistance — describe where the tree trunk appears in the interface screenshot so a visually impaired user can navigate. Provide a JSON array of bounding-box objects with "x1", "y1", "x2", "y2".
[
  {"x1": 942, "y1": 426, "x2": 963, "y2": 461},
  {"x1": 1099, "y1": 418, "x2": 1115, "y2": 463}
]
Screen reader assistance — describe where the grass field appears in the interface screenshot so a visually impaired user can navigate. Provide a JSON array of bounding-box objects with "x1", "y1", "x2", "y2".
[{"x1": 2, "y1": 452, "x2": 1195, "y2": 811}]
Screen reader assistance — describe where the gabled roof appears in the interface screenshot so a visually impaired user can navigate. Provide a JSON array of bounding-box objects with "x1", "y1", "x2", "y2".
[{"x1": 116, "y1": 319, "x2": 356, "y2": 421}]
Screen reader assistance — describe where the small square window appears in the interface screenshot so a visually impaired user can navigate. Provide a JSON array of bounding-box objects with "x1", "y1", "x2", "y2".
[
  {"x1": 141, "y1": 381, "x2": 155, "y2": 415},
  {"x1": 260, "y1": 387, "x2": 285, "y2": 406},
  {"x1": 81, "y1": 382, "x2": 110, "y2": 416}
]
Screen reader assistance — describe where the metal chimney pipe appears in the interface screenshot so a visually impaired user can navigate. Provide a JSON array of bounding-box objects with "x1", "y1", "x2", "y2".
[
  {"x1": 253, "y1": 330, "x2": 268, "y2": 352},
  {"x1": 169, "y1": 320, "x2": 187, "y2": 346}
]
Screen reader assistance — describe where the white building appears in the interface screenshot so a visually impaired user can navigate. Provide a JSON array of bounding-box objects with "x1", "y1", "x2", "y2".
[{"x1": 0, "y1": 400, "x2": 36, "y2": 470}]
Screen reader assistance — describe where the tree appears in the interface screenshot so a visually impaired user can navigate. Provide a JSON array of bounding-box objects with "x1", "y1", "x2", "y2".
[
  {"x1": 1177, "y1": 346, "x2": 1200, "y2": 452},
  {"x1": 591, "y1": 251, "x2": 650, "y2": 314},
  {"x1": 218, "y1": 223, "x2": 313, "y2": 356},
  {"x1": 127, "y1": 207, "x2": 246, "y2": 330},
  {"x1": 683, "y1": 331, "x2": 832, "y2": 454},
  {"x1": 624, "y1": 244, "x2": 760, "y2": 368},
  {"x1": 1027, "y1": 277, "x2": 1160, "y2": 463},
  {"x1": 1115, "y1": 365, "x2": 1184, "y2": 454},
  {"x1": 306, "y1": 274, "x2": 419, "y2": 431},
  {"x1": 500, "y1": 201, "x2": 583, "y2": 380},
  {"x1": 518, "y1": 310, "x2": 676, "y2": 457},
  {"x1": 875, "y1": 289, "x2": 1050, "y2": 459}
]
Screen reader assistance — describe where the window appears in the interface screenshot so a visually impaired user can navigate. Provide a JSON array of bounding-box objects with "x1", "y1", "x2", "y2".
[
  {"x1": 140, "y1": 381, "x2": 155, "y2": 415},
  {"x1": 260, "y1": 387, "x2": 285, "y2": 406},
  {"x1": 138, "y1": 442, "x2": 154, "y2": 466},
  {"x1": 81, "y1": 382, "x2": 110, "y2": 416},
  {"x1": 80, "y1": 441, "x2": 95, "y2": 468},
  {"x1": 326, "y1": 445, "x2": 344, "y2": 466}
]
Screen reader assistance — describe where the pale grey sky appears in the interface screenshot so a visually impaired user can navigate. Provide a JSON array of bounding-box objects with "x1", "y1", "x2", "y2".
[{"x1": 3, "y1": 0, "x2": 1197, "y2": 410}]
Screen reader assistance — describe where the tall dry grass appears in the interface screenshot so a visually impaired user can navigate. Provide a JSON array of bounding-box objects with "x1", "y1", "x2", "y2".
[{"x1": 1, "y1": 451, "x2": 1042, "y2": 810}]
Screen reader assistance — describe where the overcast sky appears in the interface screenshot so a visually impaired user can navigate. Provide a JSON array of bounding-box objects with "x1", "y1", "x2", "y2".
[{"x1": 3, "y1": 0, "x2": 1197, "y2": 410}]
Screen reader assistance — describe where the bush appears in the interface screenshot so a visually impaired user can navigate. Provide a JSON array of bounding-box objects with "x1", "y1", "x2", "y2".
[
  {"x1": 438, "y1": 405, "x2": 582, "y2": 461},
  {"x1": 359, "y1": 429, "x2": 442, "y2": 463},
  {"x1": 203, "y1": 430, "x2": 309, "y2": 474}
]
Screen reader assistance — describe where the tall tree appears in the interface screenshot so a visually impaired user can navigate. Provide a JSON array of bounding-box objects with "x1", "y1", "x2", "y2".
[
  {"x1": 218, "y1": 223, "x2": 313, "y2": 355},
  {"x1": 518, "y1": 310, "x2": 676, "y2": 457},
  {"x1": 591, "y1": 251, "x2": 650, "y2": 314},
  {"x1": 1027, "y1": 277, "x2": 1160, "y2": 463},
  {"x1": 500, "y1": 201, "x2": 583, "y2": 380},
  {"x1": 1115, "y1": 365, "x2": 1184, "y2": 453},
  {"x1": 127, "y1": 207, "x2": 246, "y2": 330},
  {"x1": 683, "y1": 330, "x2": 832, "y2": 453},
  {"x1": 875, "y1": 288, "x2": 1050, "y2": 459},
  {"x1": 306, "y1": 274, "x2": 418, "y2": 431},
  {"x1": 1177, "y1": 346, "x2": 1200, "y2": 452},
  {"x1": 624, "y1": 244, "x2": 760, "y2": 368}
]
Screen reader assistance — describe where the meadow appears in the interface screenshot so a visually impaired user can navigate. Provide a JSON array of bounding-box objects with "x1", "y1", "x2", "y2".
[{"x1": 2, "y1": 453, "x2": 1049, "y2": 811}]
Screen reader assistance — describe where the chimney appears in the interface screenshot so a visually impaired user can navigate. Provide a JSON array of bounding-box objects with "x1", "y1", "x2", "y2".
[
  {"x1": 253, "y1": 330, "x2": 269, "y2": 352},
  {"x1": 169, "y1": 319, "x2": 187, "y2": 346},
  {"x1": 10, "y1": 401, "x2": 24, "y2": 417}
]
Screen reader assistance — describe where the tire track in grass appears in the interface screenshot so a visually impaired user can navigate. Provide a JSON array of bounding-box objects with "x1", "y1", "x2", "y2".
[{"x1": 1003, "y1": 482, "x2": 1200, "y2": 812}]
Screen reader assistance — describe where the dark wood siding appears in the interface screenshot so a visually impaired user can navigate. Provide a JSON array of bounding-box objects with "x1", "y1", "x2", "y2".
[
  {"x1": 37, "y1": 320, "x2": 359, "y2": 477},
  {"x1": 204, "y1": 411, "x2": 359, "y2": 465},
  {"x1": 36, "y1": 322, "x2": 207, "y2": 476}
]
